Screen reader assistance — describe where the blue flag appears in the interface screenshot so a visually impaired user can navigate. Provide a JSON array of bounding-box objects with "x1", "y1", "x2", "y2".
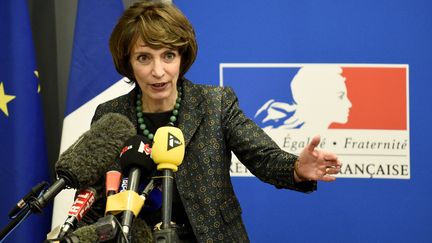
[
  {"x1": 52, "y1": 0, "x2": 130, "y2": 228},
  {"x1": 0, "y1": 0, "x2": 51, "y2": 242},
  {"x1": 65, "y1": 0, "x2": 124, "y2": 115}
]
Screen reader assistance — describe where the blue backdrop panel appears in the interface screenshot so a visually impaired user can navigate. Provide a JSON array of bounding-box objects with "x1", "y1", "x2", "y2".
[{"x1": 174, "y1": 0, "x2": 432, "y2": 242}]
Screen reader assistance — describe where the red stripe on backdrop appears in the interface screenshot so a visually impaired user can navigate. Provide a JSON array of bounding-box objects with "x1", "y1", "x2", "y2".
[{"x1": 329, "y1": 67, "x2": 407, "y2": 130}]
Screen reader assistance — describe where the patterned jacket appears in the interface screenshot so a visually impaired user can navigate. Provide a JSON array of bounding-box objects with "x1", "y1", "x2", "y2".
[{"x1": 91, "y1": 78, "x2": 316, "y2": 243}]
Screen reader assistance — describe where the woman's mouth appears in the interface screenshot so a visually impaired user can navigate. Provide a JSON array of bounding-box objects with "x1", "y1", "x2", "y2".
[{"x1": 151, "y1": 82, "x2": 168, "y2": 89}]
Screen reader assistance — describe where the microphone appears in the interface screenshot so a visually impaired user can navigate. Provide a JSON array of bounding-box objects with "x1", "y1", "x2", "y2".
[
  {"x1": 54, "y1": 216, "x2": 152, "y2": 243},
  {"x1": 105, "y1": 154, "x2": 122, "y2": 197},
  {"x1": 116, "y1": 135, "x2": 156, "y2": 240},
  {"x1": 57, "y1": 187, "x2": 97, "y2": 239},
  {"x1": 54, "y1": 215, "x2": 114, "y2": 243},
  {"x1": 59, "y1": 224, "x2": 99, "y2": 243},
  {"x1": 8, "y1": 181, "x2": 48, "y2": 218},
  {"x1": 151, "y1": 126, "x2": 185, "y2": 230},
  {"x1": 105, "y1": 164, "x2": 122, "y2": 197},
  {"x1": 30, "y1": 113, "x2": 136, "y2": 213}
]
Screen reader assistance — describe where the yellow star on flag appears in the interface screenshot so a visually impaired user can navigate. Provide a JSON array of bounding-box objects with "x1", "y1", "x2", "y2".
[
  {"x1": 34, "y1": 70, "x2": 41, "y2": 93},
  {"x1": 0, "y1": 82, "x2": 16, "y2": 116}
]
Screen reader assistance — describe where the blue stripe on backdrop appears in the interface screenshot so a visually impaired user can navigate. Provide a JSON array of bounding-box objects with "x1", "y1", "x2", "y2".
[
  {"x1": 174, "y1": 0, "x2": 432, "y2": 242},
  {"x1": 65, "y1": 0, "x2": 124, "y2": 116},
  {"x1": 0, "y1": 0, "x2": 51, "y2": 242}
]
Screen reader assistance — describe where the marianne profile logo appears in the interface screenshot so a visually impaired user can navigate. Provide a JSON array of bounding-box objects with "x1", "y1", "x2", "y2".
[{"x1": 221, "y1": 63, "x2": 410, "y2": 179}]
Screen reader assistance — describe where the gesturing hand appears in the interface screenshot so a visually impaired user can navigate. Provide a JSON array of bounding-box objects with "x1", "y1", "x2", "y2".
[{"x1": 294, "y1": 135, "x2": 342, "y2": 182}]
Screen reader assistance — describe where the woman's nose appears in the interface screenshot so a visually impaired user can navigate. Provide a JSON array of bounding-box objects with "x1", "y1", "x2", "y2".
[{"x1": 151, "y1": 59, "x2": 165, "y2": 78}]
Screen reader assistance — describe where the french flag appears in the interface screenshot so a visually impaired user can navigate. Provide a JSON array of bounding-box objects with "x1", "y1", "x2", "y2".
[{"x1": 52, "y1": 0, "x2": 134, "y2": 228}]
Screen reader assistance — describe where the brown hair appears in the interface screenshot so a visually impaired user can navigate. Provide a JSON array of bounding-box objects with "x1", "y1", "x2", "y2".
[{"x1": 109, "y1": 1, "x2": 197, "y2": 82}]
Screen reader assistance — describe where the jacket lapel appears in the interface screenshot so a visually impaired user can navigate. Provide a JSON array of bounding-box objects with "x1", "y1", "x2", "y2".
[
  {"x1": 126, "y1": 87, "x2": 139, "y2": 130},
  {"x1": 178, "y1": 79, "x2": 205, "y2": 148}
]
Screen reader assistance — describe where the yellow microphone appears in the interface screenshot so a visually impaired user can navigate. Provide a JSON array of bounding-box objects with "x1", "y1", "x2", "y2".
[
  {"x1": 151, "y1": 126, "x2": 185, "y2": 232},
  {"x1": 152, "y1": 126, "x2": 185, "y2": 172}
]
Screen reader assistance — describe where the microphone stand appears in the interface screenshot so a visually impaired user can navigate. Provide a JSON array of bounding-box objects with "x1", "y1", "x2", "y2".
[
  {"x1": 119, "y1": 167, "x2": 141, "y2": 243},
  {"x1": 152, "y1": 126, "x2": 185, "y2": 243},
  {"x1": 161, "y1": 170, "x2": 173, "y2": 229},
  {"x1": 0, "y1": 181, "x2": 52, "y2": 241},
  {"x1": 0, "y1": 207, "x2": 31, "y2": 241},
  {"x1": 152, "y1": 169, "x2": 180, "y2": 243}
]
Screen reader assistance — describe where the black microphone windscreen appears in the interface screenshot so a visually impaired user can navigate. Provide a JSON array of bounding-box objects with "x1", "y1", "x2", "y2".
[
  {"x1": 130, "y1": 217, "x2": 153, "y2": 243},
  {"x1": 55, "y1": 113, "x2": 136, "y2": 188},
  {"x1": 68, "y1": 224, "x2": 98, "y2": 243},
  {"x1": 65, "y1": 216, "x2": 152, "y2": 243},
  {"x1": 118, "y1": 135, "x2": 155, "y2": 178}
]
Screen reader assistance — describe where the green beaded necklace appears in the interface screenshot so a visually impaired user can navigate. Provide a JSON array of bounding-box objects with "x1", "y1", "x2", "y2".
[{"x1": 136, "y1": 87, "x2": 182, "y2": 141}]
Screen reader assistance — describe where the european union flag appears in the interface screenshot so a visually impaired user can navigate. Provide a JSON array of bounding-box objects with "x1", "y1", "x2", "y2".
[{"x1": 0, "y1": 0, "x2": 51, "y2": 242}]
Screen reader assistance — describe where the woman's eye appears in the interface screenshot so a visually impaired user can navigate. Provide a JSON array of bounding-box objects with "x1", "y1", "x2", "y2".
[
  {"x1": 137, "y1": 54, "x2": 150, "y2": 63},
  {"x1": 164, "y1": 52, "x2": 176, "y2": 61},
  {"x1": 338, "y1": 92, "x2": 345, "y2": 100}
]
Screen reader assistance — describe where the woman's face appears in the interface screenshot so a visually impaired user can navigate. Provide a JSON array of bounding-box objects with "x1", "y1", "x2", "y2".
[{"x1": 129, "y1": 38, "x2": 181, "y2": 104}]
